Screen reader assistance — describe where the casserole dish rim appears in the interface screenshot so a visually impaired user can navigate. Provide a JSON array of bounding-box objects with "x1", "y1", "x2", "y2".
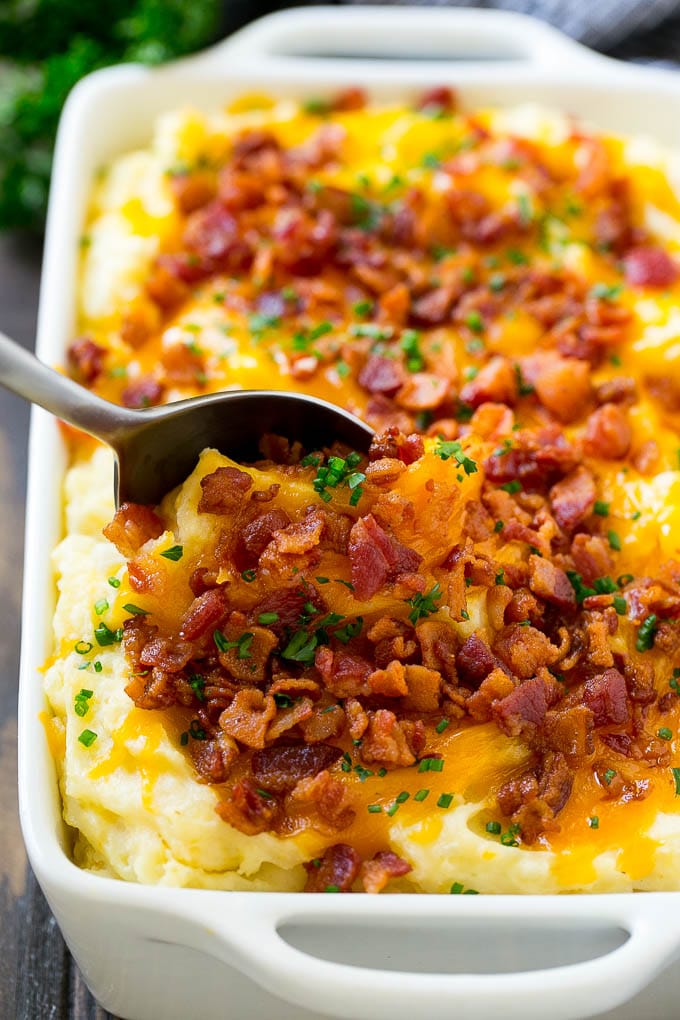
[{"x1": 17, "y1": 7, "x2": 680, "y2": 1018}]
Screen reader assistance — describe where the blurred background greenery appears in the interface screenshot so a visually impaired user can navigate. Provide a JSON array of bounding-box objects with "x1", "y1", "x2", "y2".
[{"x1": 0, "y1": 0, "x2": 299, "y2": 232}]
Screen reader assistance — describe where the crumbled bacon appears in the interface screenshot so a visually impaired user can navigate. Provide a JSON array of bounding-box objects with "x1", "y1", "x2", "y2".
[
  {"x1": 361, "y1": 709, "x2": 420, "y2": 768},
  {"x1": 304, "y1": 843, "x2": 361, "y2": 893},
  {"x1": 180, "y1": 588, "x2": 229, "y2": 640},
  {"x1": 103, "y1": 502, "x2": 164, "y2": 558},
  {"x1": 121, "y1": 376, "x2": 164, "y2": 408},
  {"x1": 493, "y1": 624, "x2": 559, "y2": 679},
  {"x1": 67, "y1": 337, "x2": 106, "y2": 384},
  {"x1": 219, "y1": 690, "x2": 277, "y2": 749},
  {"x1": 623, "y1": 245, "x2": 677, "y2": 287},
  {"x1": 348, "y1": 513, "x2": 422, "y2": 599},
  {"x1": 583, "y1": 403, "x2": 631, "y2": 459},
  {"x1": 216, "y1": 778, "x2": 280, "y2": 835},
  {"x1": 549, "y1": 466, "x2": 595, "y2": 531},
  {"x1": 358, "y1": 355, "x2": 405, "y2": 396},
  {"x1": 251, "y1": 743, "x2": 342, "y2": 793},
  {"x1": 583, "y1": 668, "x2": 629, "y2": 726},
  {"x1": 360, "y1": 851, "x2": 412, "y2": 894},
  {"x1": 528, "y1": 555, "x2": 576, "y2": 610},
  {"x1": 198, "y1": 467, "x2": 253, "y2": 514}
]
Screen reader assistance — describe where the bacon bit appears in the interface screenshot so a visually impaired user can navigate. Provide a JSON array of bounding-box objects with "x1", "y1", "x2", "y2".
[
  {"x1": 241, "y1": 508, "x2": 291, "y2": 560},
  {"x1": 416, "y1": 86, "x2": 456, "y2": 112},
  {"x1": 358, "y1": 355, "x2": 406, "y2": 396},
  {"x1": 121, "y1": 376, "x2": 164, "y2": 408},
  {"x1": 360, "y1": 851, "x2": 412, "y2": 894},
  {"x1": 632, "y1": 439, "x2": 660, "y2": 475},
  {"x1": 595, "y1": 376, "x2": 637, "y2": 406},
  {"x1": 583, "y1": 668, "x2": 629, "y2": 727},
  {"x1": 485, "y1": 424, "x2": 578, "y2": 486},
  {"x1": 460, "y1": 357, "x2": 517, "y2": 408},
  {"x1": 365, "y1": 457, "x2": 407, "y2": 487},
  {"x1": 411, "y1": 284, "x2": 458, "y2": 325},
  {"x1": 192, "y1": 732, "x2": 239, "y2": 784},
  {"x1": 216, "y1": 777, "x2": 280, "y2": 835},
  {"x1": 571, "y1": 533, "x2": 614, "y2": 585},
  {"x1": 466, "y1": 667, "x2": 516, "y2": 721},
  {"x1": 120, "y1": 301, "x2": 159, "y2": 350},
  {"x1": 368, "y1": 427, "x2": 424, "y2": 465},
  {"x1": 169, "y1": 170, "x2": 216, "y2": 214},
  {"x1": 198, "y1": 466, "x2": 253, "y2": 514},
  {"x1": 522, "y1": 352, "x2": 592, "y2": 423},
  {"x1": 183, "y1": 201, "x2": 252, "y2": 273},
  {"x1": 396, "y1": 372, "x2": 449, "y2": 411},
  {"x1": 145, "y1": 260, "x2": 190, "y2": 309},
  {"x1": 623, "y1": 245, "x2": 678, "y2": 287},
  {"x1": 271, "y1": 507, "x2": 325, "y2": 555},
  {"x1": 266, "y1": 697, "x2": 315, "y2": 741},
  {"x1": 379, "y1": 282, "x2": 410, "y2": 327},
  {"x1": 493, "y1": 624, "x2": 559, "y2": 679},
  {"x1": 179, "y1": 588, "x2": 229, "y2": 640},
  {"x1": 403, "y1": 663, "x2": 442, "y2": 712},
  {"x1": 528, "y1": 555, "x2": 576, "y2": 610},
  {"x1": 103, "y1": 502, "x2": 164, "y2": 557},
  {"x1": 368, "y1": 660, "x2": 408, "y2": 697},
  {"x1": 304, "y1": 843, "x2": 361, "y2": 893},
  {"x1": 251, "y1": 743, "x2": 342, "y2": 793},
  {"x1": 333, "y1": 87, "x2": 367, "y2": 111},
  {"x1": 544, "y1": 705, "x2": 594, "y2": 762},
  {"x1": 160, "y1": 342, "x2": 205, "y2": 387},
  {"x1": 315, "y1": 646, "x2": 372, "y2": 698},
  {"x1": 219, "y1": 689, "x2": 277, "y2": 749},
  {"x1": 361, "y1": 709, "x2": 419, "y2": 768},
  {"x1": 549, "y1": 466, "x2": 595, "y2": 531},
  {"x1": 583, "y1": 403, "x2": 632, "y2": 459},
  {"x1": 291, "y1": 769, "x2": 356, "y2": 831},
  {"x1": 456, "y1": 634, "x2": 497, "y2": 686},
  {"x1": 497, "y1": 751, "x2": 573, "y2": 844},
  {"x1": 492, "y1": 674, "x2": 561, "y2": 739},
  {"x1": 67, "y1": 336, "x2": 106, "y2": 384},
  {"x1": 469, "y1": 403, "x2": 514, "y2": 441},
  {"x1": 348, "y1": 693, "x2": 369, "y2": 742},
  {"x1": 299, "y1": 702, "x2": 347, "y2": 743},
  {"x1": 348, "y1": 513, "x2": 422, "y2": 599},
  {"x1": 257, "y1": 587, "x2": 325, "y2": 634}
]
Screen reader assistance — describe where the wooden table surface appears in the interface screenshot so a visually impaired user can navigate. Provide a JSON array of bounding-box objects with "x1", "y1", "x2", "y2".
[{"x1": 0, "y1": 232, "x2": 111, "y2": 1019}]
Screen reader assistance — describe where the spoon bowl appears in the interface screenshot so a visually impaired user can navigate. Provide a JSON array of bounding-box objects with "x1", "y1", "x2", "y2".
[{"x1": 0, "y1": 331, "x2": 374, "y2": 506}]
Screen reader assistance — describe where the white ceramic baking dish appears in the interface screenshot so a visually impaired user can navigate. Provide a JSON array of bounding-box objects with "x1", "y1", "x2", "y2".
[{"x1": 18, "y1": 7, "x2": 680, "y2": 1019}]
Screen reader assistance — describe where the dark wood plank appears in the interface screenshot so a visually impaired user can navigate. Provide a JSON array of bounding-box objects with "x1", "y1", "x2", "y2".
[{"x1": 0, "y1": 232, "x2": 114, "y2": 1019}]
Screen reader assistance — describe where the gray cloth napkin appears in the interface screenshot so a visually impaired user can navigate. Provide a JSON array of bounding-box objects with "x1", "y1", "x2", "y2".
[{"x1": 345, "y1": 0, "x2": 680, "y2": 61}]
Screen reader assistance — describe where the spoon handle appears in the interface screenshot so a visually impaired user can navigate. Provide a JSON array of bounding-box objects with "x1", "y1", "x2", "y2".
[{"x1": 0, "y1": 331, "x2": 139, "y2": 444}]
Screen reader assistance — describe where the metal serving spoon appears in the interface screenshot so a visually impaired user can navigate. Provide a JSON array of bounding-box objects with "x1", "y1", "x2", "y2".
[{"x1": 0, "y1": 332, "x2": 374, "y2": 506}]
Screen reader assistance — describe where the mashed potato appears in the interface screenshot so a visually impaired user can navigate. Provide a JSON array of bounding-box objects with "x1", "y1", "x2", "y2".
[{"x1": 47, "y1": 93, "x2": 680, "y2": 894}]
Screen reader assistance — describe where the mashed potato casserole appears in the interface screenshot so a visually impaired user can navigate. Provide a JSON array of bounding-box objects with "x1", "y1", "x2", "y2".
[{"x1": 44, "y1": 88, "x2": 680, "y2": 894}]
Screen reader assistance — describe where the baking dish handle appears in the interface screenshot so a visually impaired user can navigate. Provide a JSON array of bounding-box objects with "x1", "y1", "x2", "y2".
[
  {"x1": 199, "y1": 896, "x2": 680, "y2": 1020},
  {"x1": 199, "y1": 5, "x2": 614, "y2": 71}
]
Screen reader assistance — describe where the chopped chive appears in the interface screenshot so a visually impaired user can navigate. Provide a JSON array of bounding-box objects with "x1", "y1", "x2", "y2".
[
  {"x1": 74, "y1": 640, "x2": 93, "y2": 655},
  {"x1": 636, "y1": 614, "x2": 657, "y2": 653},
  {"x1": 672, "y1": 767, "x2": 680, "y2": 795},
  {"x1": 93, "y1": 661, "x2": 103, "y2": 673},
  {"x1": 588, "y1": 816, "x2": 599, "y2": 829},
  {"x1": 180, "y1": 732, "x2": 189, "y2": 746},
  {"x1": 241, "y1": 569, "x2": 257, "y2": 582},
  {"x1": 396, "y1": 791, "x2": 410, "y2": 804},
  {"x1": 94, "y1": 623, "x2": 122, "y2": 647},
  {"x1": 386, "y1": 803, "x2": 400, "y2": 817},
  {"x1": 414, "y1": 789, "x2": 430, "y2": 802},
  {"x1": 367, "y1": 804, "x2": 382, "y2": 814},
  {"x1": 378, "y1": 767, "x2": 387, "y2": 778},
  {"x1": 123, "y1": 603, "x2": 149, "y2": 616},
  {"x1": 160, "y1": 545, "x2": 183, "y2": 561},
  {"x1": 325, "y1": 884, "x2": 341, "y2": 893},
  {"x1": 494, "y1": 520, "x2": 504, "y2": 533},
  {"x1": 418, "y1": 757, "x2": 443, "y2": 773},
  {"x1": 78, "y1": 729, "x2": 97, "y2": 748},
  {"x1": 94, "y1": 598, "x2": 109, "y2": 615},
  {"x1": 658, "y1": 728, "x2": 673, "y2": 741},
  {"x1": 437, "y1": 793, "x2": 454, "y2": 809},
  {"x1": 450, "y1": 882, "x2": 464, "y2": 894},
  {"x1": 485, "y1": 821, "x2": 501, "y2": 835},
  {"x1": 435, "y1": 718, "x2": 450, "y2": 734},
  {"x1": 603, "y1": 768, "x2": 617, "y2": 786},
  {"x1": 258, "y1": 612, "x2": 279, "y2": 626},
  {"x1": 612, "y1": 595, "x2": 627, "y2": 615},
  {"x1": 107, "y1": 576, "x2": 121, "y2": 588},
  {"x1": 607, "y1": 530, "x2": 621, "y2": 552},
  {"x1": 593, "y1": 501, "x2": 610, "y2": 517},
  {"x1": 500, "y1": 480, "x2": 521, "y2": 494}
]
